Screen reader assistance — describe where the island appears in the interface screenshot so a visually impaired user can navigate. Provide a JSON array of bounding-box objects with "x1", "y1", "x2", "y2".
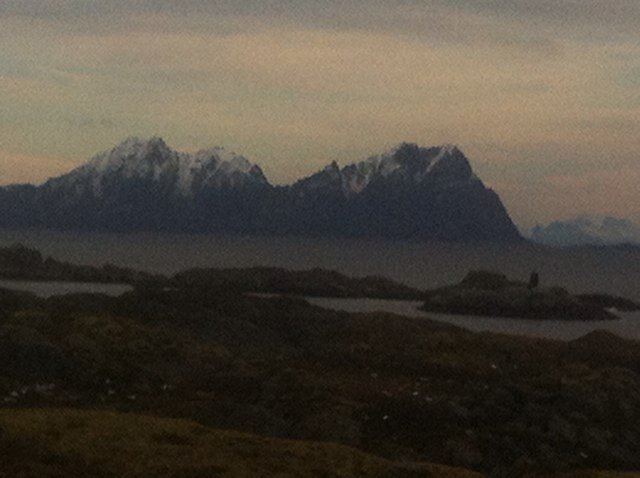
[
  {"x1": 420, "y1": 270, "x2": 640, "y2": 321},
  {"x1": 0, "y1": 244, "x2": 162, "y2": 285}
]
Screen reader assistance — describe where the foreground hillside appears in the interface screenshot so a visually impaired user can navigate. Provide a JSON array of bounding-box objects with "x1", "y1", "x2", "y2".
[
  {"x1": 0, "y1": 408, "x2": 480, "y2": 478},
  {"x1": 1, "y1": 283, "x2": 639, "y2": 476},
  {"x1": 1, "y1": 409, "x2": 637, "y2": 478}
]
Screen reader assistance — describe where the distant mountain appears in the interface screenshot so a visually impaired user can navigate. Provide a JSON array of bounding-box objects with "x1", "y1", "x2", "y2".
[
  {"x1": 530, "y1": 215, "x2": 640, "y2": 247},
  {"x1": 0, "y1": 138, "x2": 522, "y2": 242},
  {"x1": 44, "y1": 137, "x2": 268, "y2": 197},
  {"x1": 0, "y1": 137, "x2": 270, "y2": 232}
]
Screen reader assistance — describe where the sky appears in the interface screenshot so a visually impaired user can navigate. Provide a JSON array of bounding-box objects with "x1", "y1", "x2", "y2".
[{"x1": 0, "y1": 0, "x2": 639, "y2": 229}]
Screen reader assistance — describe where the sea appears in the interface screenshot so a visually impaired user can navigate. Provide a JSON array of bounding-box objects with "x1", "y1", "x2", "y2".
[{"x1": 1, "y1": 229, "x2": 639, "y2": 341}]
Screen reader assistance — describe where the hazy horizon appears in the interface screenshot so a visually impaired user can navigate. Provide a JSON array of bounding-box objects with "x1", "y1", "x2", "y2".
[{"x1": 1, "y1": 1, "x2": 639, "y2": 228}]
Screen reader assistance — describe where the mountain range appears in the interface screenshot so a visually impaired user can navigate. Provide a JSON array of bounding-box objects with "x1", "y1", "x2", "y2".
[
  {"x1": 0, "y1": 137, "x2": 522, "y2": 242},
  {"x1": 530, "y1": 215, "x2": 640, "y2": 246}
]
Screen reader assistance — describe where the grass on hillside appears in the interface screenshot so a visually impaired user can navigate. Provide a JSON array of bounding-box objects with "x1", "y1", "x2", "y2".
[{"x1": 0, "y1": 408, "x2": 481, "y2": 478}]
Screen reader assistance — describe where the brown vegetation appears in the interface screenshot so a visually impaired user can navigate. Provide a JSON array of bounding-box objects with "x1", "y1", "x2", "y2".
[{"x1": 0, "y1": 283, "x2": 639, "y2": 476}]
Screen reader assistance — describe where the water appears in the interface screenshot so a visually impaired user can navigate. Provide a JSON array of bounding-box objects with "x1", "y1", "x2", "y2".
[
  {"x1": 0, "y1": 229, "x2": 639, "y2": 340},
  {"x1": 1, "y1": 229, "x2": 639, "y2": 301},
  {"x1": 0, "y1": 279, "x2": 132, "y2": 298},
  {"x1": 306, "y1": 297, "x2": 640, "y2": 341},
  {"x1": 1, "y1": 277, "x2": 637, "y2": 340}
]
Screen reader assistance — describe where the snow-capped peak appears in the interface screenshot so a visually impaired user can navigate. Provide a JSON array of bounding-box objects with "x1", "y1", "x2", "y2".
[
  {"x1": 338, "y1": 142, "x2": 471, "y2": 194},
  {"x1": 87, "y1": 136, "x2": 174, "y2": 175},
  {"x1": 323, "y1": 161, "x2": 340, "y2": 173},
  {"x1": 439, "y1": 143, "x2": 458, "y2": 154},
  {"x1": 227, "y1": 155, "x2": 256, "y2": 175},
  {"x1": 194, "y1": 146, "x2": 246, "y2": 168},
  {"x1": 425, "y1": 144, "x2": 460, "y2": 174},
  {"x1": 117, "y1": 135, "x2": 168, "y2": 153},
  {"x1": 177, "y1": 146, "x2": 267, "y2": 194},
  {"x1": 47, "y1": 137, "x2": 268, "y2": 197}
]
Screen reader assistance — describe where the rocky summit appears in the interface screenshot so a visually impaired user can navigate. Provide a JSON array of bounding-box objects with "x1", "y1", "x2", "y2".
[{"x1": 0, "y1": 138, "x2": 522, "y2": 241}]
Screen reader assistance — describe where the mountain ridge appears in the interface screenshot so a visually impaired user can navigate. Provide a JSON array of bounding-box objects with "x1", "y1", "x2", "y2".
[
  {"x1": 40, "y1": 136, "x2": 270, "y2": 198},
  {"x1": 530, "y1": 215, "x2": 640, "y2": 247},
  {"x1": 0, "y1": 138, "x2": 522, "y2": 242}
]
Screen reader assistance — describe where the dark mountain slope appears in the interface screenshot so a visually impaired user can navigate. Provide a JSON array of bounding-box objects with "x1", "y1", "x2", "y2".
[{"x1": 0, "y1": 139, "x2": 522, "y2": 241}]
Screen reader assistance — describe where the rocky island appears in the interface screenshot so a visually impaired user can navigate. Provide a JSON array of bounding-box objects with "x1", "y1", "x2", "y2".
[
  {"x1": 0, "y1": 244, "x2": 161, "y2": 285},
  {"x1": 420, "y1": 271, "x2": 640, "y2": 321}
]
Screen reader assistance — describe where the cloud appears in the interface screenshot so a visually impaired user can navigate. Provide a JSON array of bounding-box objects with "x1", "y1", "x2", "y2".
[
  {"x1": 447, "y1": 0, "x2": 640, "y2": 34},
  {"x1": 1, "y1": 0, "x2": 630, "y2": 53},
  {"x1": 3, "y1": 0, "x2": 638, "y2": 27},
  {"x1": 0, "y1": 1, "x2": 638, "y2": 227}
]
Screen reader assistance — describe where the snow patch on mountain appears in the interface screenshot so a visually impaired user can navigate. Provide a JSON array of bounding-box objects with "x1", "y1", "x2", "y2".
[
  {"x1": 48, "y1": 137, "x2": 268, "y2": 197},
  {"x1": 0, "y1": 137, "x2": 523, "y2": 242},
  {"x1": 335, "y1": 143, "x2": 472, "y2": 195},
  {"x1": 425, "y1": 144, "x2": 457, "y2": 174},
  {"x1": 343, "y1": 156, "x2": 394, "y2": 194},
  {"x1": 178, "y1": 147, "x2": 266, "y2": 194}
]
